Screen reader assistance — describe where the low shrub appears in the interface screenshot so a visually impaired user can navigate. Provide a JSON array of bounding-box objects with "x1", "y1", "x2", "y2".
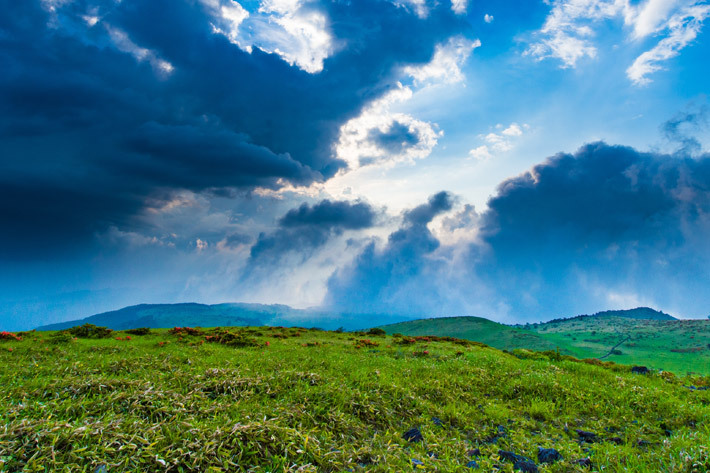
[
  {"x1": 124, "y1": 327, "x2": 151, "y2": 336},
  {"x1": 0, "y1": 331, "x2": 22, "y2": 342},
  {"x1": 169, "y1": 327, "x2": 202, "y2": 336},
  {"x1": 205, "y1": 329, "x2": 261, "y2": 348},
  {"x1": 66, "y1": 324, "x2": 113, "y2": 339}
]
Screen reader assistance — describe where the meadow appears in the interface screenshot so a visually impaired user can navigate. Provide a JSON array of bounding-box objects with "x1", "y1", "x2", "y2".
[
  {"x1": 1, "y1": 325, "x2": 709, "y2": 472},
  {"x1": 382, "y1": 315, "x2": 710, "y2": 376}
]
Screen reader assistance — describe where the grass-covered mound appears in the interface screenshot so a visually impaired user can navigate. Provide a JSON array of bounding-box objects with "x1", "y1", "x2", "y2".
[{"x1": 1, "y1": 327, "x2": 709, "y2": 472}]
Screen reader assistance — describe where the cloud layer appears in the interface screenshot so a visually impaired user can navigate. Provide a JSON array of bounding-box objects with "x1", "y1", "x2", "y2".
[{"x1": 0, "y1": 0, "x2": 470, "y2": 259}]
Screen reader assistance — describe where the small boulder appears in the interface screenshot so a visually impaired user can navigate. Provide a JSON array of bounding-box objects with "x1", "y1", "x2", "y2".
[
  {"x1": 572, "y1": 458, "x2": 593, "y2": 468},
  {"x1": 537, "y1": 447, "x2": 562, "y2": 464},
  {"x1": 467, "y1": 448, "x2": 481, "y2": 457},
  {"x1": 631, "y1": 366, "x2": 650, "y2": 374},
  {"x1": 411, "y1": 458, "x2": 424, "y2": 468},
  {"x1": 403, "y1": 427, "x2": 423, "y2": 442},
  {"x1": 576, "y1": 429, "x2": 598, "y2": 443},
  {"x1": 499, "y1": 450, "x2": 538, "y2": 472},
  {"x1": 466, "y1": 460, "x2": 479, "y2": 469}
]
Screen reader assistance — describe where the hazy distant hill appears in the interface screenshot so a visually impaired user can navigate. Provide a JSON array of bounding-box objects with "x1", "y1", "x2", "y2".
[
  {"x1": 35, "y1": 303, "x2": 412, "y2": 332},
  {"x1": 544, "y1": 306, "x2": 677, "y2": 324}
]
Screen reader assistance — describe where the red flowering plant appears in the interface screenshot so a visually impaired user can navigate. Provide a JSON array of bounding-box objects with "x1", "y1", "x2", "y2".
[
  {"x1": 0, "y1": 331, "x2": 22, "y2": 342},
  {"x1": 169, "y1": 327, "x2": 202, "y2": 336}
]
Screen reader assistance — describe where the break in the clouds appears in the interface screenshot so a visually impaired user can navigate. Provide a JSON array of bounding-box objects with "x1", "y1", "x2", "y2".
[{"x1": 1, "y1": 0, "x2": 710, "y2": 330}]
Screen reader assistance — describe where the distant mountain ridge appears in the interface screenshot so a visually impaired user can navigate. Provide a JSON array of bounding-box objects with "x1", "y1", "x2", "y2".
[
  {"x1": 544, "y1": 307, "x2": 677, "y2": 324},
  {"x1": 35, "y1": 302, "x2": 413, "y2": 332}
]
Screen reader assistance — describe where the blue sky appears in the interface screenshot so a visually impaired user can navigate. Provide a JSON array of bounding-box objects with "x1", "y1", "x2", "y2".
[{"x1": 1, "y1": 0, "x2": 710, "y2": 330}]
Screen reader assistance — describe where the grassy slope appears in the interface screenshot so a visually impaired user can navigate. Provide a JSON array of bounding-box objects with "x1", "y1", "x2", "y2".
[
  {"x1": 525, "y1": 317, "x2": 710, "y2": 375},
  {"x1": 379, "y1": 317, "x2": 561, "y2": 353},
  {"x1": 2, "y1": 328, "x2": 709, "y2": 472},
  {"x1": 380, "y1": 316, "x2": 710, "y2": 375}
]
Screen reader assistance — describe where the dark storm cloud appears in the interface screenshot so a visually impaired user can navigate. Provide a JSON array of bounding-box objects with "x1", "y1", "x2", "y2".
[
  {"x1": 324, "y1": 191, "x2": 454, "y2": 314},
  {"x1": 248, "y1": 199, "x2": 377, "y2": 266},
  {"x1": 475, "y1": 142, "x2": 710, "y2": 318},
  {"x1": 324, "y1": 144, "x2": 710, "y2": 320},
  {"x1": 0, "y1": 0, "x2": 470, "y2": 259}
]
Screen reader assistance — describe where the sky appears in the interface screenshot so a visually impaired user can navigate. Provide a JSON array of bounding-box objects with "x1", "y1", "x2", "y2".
[{"x1": 2, "y1": 0, "x2": 710, "y2": 330}]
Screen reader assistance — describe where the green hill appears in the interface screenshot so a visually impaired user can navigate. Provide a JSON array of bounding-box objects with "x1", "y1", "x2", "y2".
[
  {"x1": 525, "y1": 316, "x2": 710, "y2": 375},
  {"x1": 379, "y1": 316, "x2": 560, "y2": 352},
  {"x1": 380, "y1": 311, "x2": 710, "y2": 375},
  {"x1": 1, "y1": 327, "x2": 708, "y2": 472}
]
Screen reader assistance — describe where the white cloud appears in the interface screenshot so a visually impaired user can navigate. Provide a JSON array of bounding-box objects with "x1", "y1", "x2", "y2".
[
  {"x1": 627, "y1": 4, "x2": 710, "y2": 85},
  {"x1": 501, "y1": 123, "x2": 524, "y2": 137},
  {"x1": 469, "y1": 145, "x2": 493, "y2": 161},
  {"x1": 404, "y1": 36, "x2": 480, "y2": 85},
  {"x1": 452, "y1": 0, "x2": 468, "y2": 15},
  {"x1": 195, "y1": 238, "x2": 209, "y2": 252},
  {"x1": 484, "y1": 14, "x2": 494, "y2": 23},
  {"x1": 203, "y1": 0, "x2": 334, "y2": 74},
  {"x1": 469, "y1": 122, "x2": 528, "y2": 160},
  {"x1": 202, "y1": 0, "x2": 250, "y2": 45},
  {"x1": 527, "y1": 0, "x2": 710, "y2": 84},
  {"x1": 105, "y1": 26, "x2": 174, "y2": 77},
  {"x1": 336, "y1": 85, "x2": 442, "y2": 170},
  {"x1": 392, "y1": 0, "x2": 429, "y2": 18}
]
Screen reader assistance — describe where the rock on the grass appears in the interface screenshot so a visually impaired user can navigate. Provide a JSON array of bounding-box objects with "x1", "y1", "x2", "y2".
[
  {"x1": 631, "y1": 366, "x2": 650, "y2": 374},
  {"x1": 467, "y1": 448, "x2": 481, "y2": 457},
  {"x1": 575, "y1": 429, "x2": 598, "y2": 443},
  {"x1": 499, "y1": 450, "x2": 538, "y2": 472},
  {"x1": 537, "y1": 447, "x2": 562, "y2": 464},
  {"x1": 431, "y1": 416, "x2": 444, "y2": 427},
  {"x1": 403, "y1": 427, "x2": 423, "y2": 442},
  {"x1": 466, "y1": 460, "x2": 479, "y2": 469},
  {"x1": 573, "y1": 457, "x2": 593, "y2": 468}
]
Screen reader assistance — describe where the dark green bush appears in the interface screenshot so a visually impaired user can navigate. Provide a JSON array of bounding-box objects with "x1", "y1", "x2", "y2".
[
  {"x1": 66, "y1": 324, "x2": 113, "y2": 339},
  {"x1": 367, "y1": 328, "x2": 386, "y2": 336},
  {"x1": 124, "y1": 327, "x2": 151, "y2": 336}
]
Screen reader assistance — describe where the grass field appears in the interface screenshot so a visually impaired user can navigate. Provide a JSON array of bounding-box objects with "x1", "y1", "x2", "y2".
[
  {"x1": 381, "y1": 316, "x2": 710, "y2": 376},
  {"x1": 1, "y1": 326, "x2": 709, "y2": 472}
]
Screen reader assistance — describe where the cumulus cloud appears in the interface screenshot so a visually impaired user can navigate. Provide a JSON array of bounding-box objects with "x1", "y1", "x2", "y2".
[
  {"x1": 527, "y1": 0, "x2": 710, "y2": 84},
  {"x1": 469, "y1": 123, "x2": 529, "y2": 160},
  {"x1": 451, "y1": 0, "x2": 468, "y2": 15},
  {"x1": 247, "y1": 199, "x2": 377, "y2": 266},
  {"x1": 484, "y1": 14, "x2": 494, "y2": 23},
  {"x1": 324, "y1": 191, "x2": 459, "y2": 315},
  {"x1": 475, "y1": 142, "x2": 710, "y2": 318},
  {"x1": 324, "y1": 142, "x2": 710, "y2": 321}
]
